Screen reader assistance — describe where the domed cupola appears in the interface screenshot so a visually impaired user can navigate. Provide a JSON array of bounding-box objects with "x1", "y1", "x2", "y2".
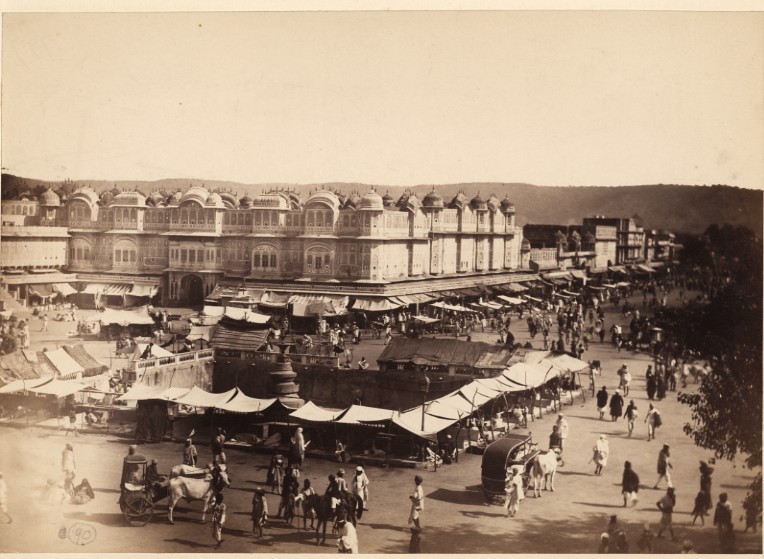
[
  {"x1": 470, "y1": 193, "x2": 488, "y2": 211},
  {"x1": 359, "y1": 189, "x2": 384, "y2": 211},
  {"x1": 422, "y1": 189, "x2": 444, "y2": 209}
]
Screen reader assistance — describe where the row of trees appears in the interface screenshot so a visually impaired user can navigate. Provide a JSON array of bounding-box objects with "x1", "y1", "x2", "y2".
[{"x1": 672, "y1": 224, "x2": 762, "y2": 521}]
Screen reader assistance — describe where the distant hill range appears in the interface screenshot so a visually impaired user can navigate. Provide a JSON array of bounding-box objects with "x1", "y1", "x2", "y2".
[{"x1": 2, "y1": 174, "x2": 761, "y2": 236}]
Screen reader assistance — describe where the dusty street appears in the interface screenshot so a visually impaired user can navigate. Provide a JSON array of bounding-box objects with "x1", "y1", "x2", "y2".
[{"x1": 0, "y1": 294, "x2": 761, "y2": 554}]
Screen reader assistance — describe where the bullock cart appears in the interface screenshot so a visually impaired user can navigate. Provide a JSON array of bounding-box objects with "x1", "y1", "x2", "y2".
[
  {"x1": 480, "y1": 433, "x2": 539, "y2": 504},
  {"x1": 119, "y1": 455, "x2": 164, "y2": 526}
]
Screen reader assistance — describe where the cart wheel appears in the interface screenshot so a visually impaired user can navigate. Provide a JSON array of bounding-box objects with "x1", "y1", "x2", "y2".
[{"x1": 124, "y1": 494, "x2": 154, "y2": 526}]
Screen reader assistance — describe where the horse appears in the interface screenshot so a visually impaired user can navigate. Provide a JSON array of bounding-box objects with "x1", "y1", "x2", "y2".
[
  {"x1": 302, "y1": 493, "x2": 358, "y2": 545},
  {"x1": 167, "y1": 465, "x2": 230, "y2": 524},
  {"x1": 530, "y1": 448, "x2": 561, "y2": 497}
]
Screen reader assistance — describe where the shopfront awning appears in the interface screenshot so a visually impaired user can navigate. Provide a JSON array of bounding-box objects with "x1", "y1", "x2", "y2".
[
  {"x1": 215, "y1": 389, "x2": 278, "y2": 413},
  {"x1": 335, "y1": 404, "x2": 395, "y2": 425},
  {"x1": 52, "y1": 283, "x2": 78, "y2": 297},
  {"x1": 569, "y1": 270, "x2": 588, "y2": 280},
  {"x1": 223, "y1": 307, "x2": 271, "y2": 324},
  {"x1": 90, "y1": 307, "x2": 155, "y2": 326},
  {"x1": 608, "y1": 266, "x2": 628, "y2": 274},
  {"x1": 174, "y1": 386, "x2": 237, "y2": 408},
  {"x1": 290, "y1": 401, "x2": 347, "y2": 422},
  {"x1": 637, "y1": 264, "x2": 655, "y2": 273},
  {"x1": 29, "y1": 379, "x2": 91, "y2": 397},
  {"x1": 0, "y1": 375, "x2": 54, "y2": 394},
  {"x1": 81, "y1": 283, "x2": 132, "y2": 296},
  {"x1": 129, "y1": 284, "x2": 159, "y2": 297},
  {"x1": 28, "y1": 284, "x2": 55, "y2": 298},
  {"x1": 497, "y1": 295, "x2": 524, "y2": 305},
  {"x1": 351, "y1": 297, "x2": 402, "y2": 312},
  {"x1": 187, "y1": 325, "x2": 214, "y2": 342},
  {"x1": 43, "y1": 348, "x2": 85, "y2": 378},
  {"x1": 392, "y1": 408, "x2": 459, "y2": 441}
]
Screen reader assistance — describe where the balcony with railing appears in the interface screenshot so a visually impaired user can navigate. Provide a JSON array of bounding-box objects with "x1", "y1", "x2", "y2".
[{"x1": 141, "y1": 257, "x2": 169, "y2": 270}]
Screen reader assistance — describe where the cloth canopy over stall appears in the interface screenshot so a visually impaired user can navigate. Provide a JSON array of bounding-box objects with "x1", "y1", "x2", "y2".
[
  {"x1": 187, "y1": 325, "x2": 214, "y2": 342},
  {"x1": 131, "y1": 343, "x2": 175, "y2": 362},
  {"x1": 62, "y1": 344, "x2": 109, "y2": 377},
  {"x1": 497, "y1": 295, "x2": 524, "y2": 305},
  {"x1": 351, "y1": 297, "x2": 402, "y2": 312},
  {"x1": 81, "y1": 283, "x2": 133, "y2": 296},
  {"x1": 215, "y1": 389, "x2": 279, "y2": 414},
  {"x1": 335, "y1": 404, "x2": 395, "y2": 425},
  {"x1": 0, "y1": 375, "x2": 54, "y2": 394},
  {"x1": 174, "y1": 386, "x2": 238, "y2": 408},
  {"x1": 42, "y1": 348, "x2": 85, "y2": 379},
  {"x1": 290, "y1": 401, "x2": 348, "y2": 422},
  {"x1": 29, "y1": 379, "x2": 92, "y2": 397},
  {"x1": 392, "y1": 408, "x2": 459, "y2": 441},
  {"x1": 210, "y1": 322, "x2": 269, "y2": 351},
  {"x1": 88, "y1": 307, "x2": 155, "y2": 326},
  {"x1": 52, "y1": 283, "x2": 77, "y2": 297},
  {"x1": 223, "y1": 307, "x2": 271, "y2": 324}
]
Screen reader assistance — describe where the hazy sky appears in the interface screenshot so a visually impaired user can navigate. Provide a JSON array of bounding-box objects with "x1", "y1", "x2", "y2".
[{"x1": 2, "y1": 10, "x2": 763, "y2": 188}]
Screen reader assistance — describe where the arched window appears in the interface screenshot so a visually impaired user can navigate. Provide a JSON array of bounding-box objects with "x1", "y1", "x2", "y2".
[{"x1": 252, "y1": 245, "x2": 278, "y2": 270}]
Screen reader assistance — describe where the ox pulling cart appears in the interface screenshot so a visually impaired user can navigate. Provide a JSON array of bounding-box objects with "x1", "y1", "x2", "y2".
[
  {"x1": 480, "y1": 432, "x2": 539, "y2": 504},
  {"x1": 119, "y1": 454, "x2": 167, "y2": 526}
]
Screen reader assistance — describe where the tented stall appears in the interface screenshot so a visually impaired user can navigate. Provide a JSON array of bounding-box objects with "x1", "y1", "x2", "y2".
[
  {"x1": 89, "y1": 306, "x2": 155, "y2": 339},
  {"x1": 392, "y1": 408, "x2": 460, "y2": 441},
  {"x1": 174, "y1": 386, "x2": 238, "y2": 408},
  {"x1": 42, "y1": 348, "x2": 85, "y2": 380},
  {"x1": 290, "y1": 401, "x2": 347, "y2": 423},
  {"x1": 124, "y1": 283, "x2": 159, "y2": 307},
  {"x1": 351, "y1": 297, "x2": 403, "y2": 312},
  {"x1": 62, "y1": 344, "x2": 109, "y2": 377},
  {"x1": 215, "y1": 390, "x2": 279, "y2": 414}
]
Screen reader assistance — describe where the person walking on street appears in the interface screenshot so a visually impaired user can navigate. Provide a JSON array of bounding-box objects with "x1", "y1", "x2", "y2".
[
  {"x1": 211, "y1": 493, "x2": 226, "y2": 547},
  {"x1": 408, "y1": 475, "x2": 424, "y2": 529},
  {"x1": 646, "y1": 366, "x2": 657, "y2": 400},
  {"x1": 714, "y1": 492, "x2": 733, "y2": 533},
  {"x1": 555, "y1": 414, "x2": 569, "y2": 450},
  {"x1": 504, "y1": 465, "x2": 524, "y2": 517},
  {"x1": 596, "y1": 386, "x2": 608, "y2": 420},
  {"x1": 0, "y1": 472, "x2": 11, "y2": 524},
  {"x1": 211, "y1": 428, "x2": 226, "y2": 465},
  {"x1": 352, "y1": 465, "x2": 370, "y2": 519},
  {"x1": 64, "y1": 409, "x2": 78, "y2": 437},
  {"x1": 61, "y1": 443, "x2": 76, "y2": 497},
  {"x1": 645, "y1": 403, "x2": 661, "y2": 441},
  {"x1": 251, "y1": 488, "x2": 268, "y2": 539},
  {"x1": 654, "y1": 444, "x2": 673, "y2": 489},
  {"x1": 656, "y1": 487, "x2": 677, "y2": 541},
  {"x1": 183, "y1": 437, "x2": 198, "y2": 466},
  {"x1": 623, "y1": 400, "x2": 639, "y2": 437},
  {"x1": 621, "y1": 461, "x2": 640, "y2": 507},
  {"x1": 592, "y1": 435, "x2": 609, "y2": 476},
  {"x1": 609, "y1": 390, "x2": 624, "y2": 422},
  {"x1": 617, "y1": 364, "x2": 631, "y2": 396}
]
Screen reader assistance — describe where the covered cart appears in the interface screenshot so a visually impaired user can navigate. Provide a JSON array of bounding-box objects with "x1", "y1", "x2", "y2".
[{"x1": 480, "y1": 432, "x2": 539, "y2": 504}]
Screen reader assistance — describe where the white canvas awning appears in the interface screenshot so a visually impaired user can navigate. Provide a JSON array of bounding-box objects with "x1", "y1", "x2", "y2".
[
  {"x1": 0, "y1": 375, "x2": 54, "y2": 394},
  {"x1": 502, "y1": 362, "x2": 557, "y2": 388},
  {"x1": 289, "y1": 401, "x2": 347, "y2": 422},
  {"x1": 497, "y1": 295, "x2": 524, "y2": 305},
  {"x1": 43, "y1": 348, "x2": 85, "y2": 377},
  {"x1": 89, "y1": 307, "x2": 155, "y2": 326},
  {"x1": 52, "y1": 283, "x2": 77, "y2": 297},
  {"x1": 335, "y1": 404, "x2": 395, "y2": 425},
  {"x1": 132, "y1": 343, "x2": 175, "y2": 361},
  {"x1": 174, "y1": 386, "x2": 237, "y2": 408},
  {"x1": 187, "y1": 325, "x2": 213, "y2": 342},
  {"x1": 115, "y1": 383, "x2": 166, "y2": 401},
  {"x1": 215, "y1": 389, "x2": 278, "y2": 413},
  {"x1": 129, "y1": 284, "x2": 159, "y2": 297},
  {"x1": 223, "y1": 307, "x2": 271, "y2": 324},
  {"x1": 393, "y1": 408, "x2": 459, "y2": 441},
  {"x1": 29, "y1": 379, "x2": 90, "y2": 397}
]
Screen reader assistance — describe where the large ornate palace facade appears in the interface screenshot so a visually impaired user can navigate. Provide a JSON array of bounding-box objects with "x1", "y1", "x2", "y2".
[{"x1": 47, "y1": 185, "x2": 524, "y2": 305}]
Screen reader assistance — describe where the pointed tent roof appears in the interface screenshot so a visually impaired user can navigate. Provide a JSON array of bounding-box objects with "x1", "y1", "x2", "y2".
[
  {"x1": 290, "y1": 401, "x2": 348, "y2": 422},
  {"x1": 174, "y1": 386, "x2": 237, "y2": 408}
]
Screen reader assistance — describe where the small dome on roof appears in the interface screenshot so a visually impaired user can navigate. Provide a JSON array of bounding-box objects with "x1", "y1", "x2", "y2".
[
  {"x1": 381, "y1": 192, "x2": 395, "y2": 207},
  {"x1": 470, "y1": 193, "x2": 487, "y2": 211},
  {"x1": 402, "y1": 193, "x2": 421, "y2": 213},
  {"x1": 500, "y1": 196, "x2": 515, "y2": 212},
  {"x1": 359, "y1": 189, "x2": 384, "y2": 211},
  {"x1": 240, "y1": 195, "x2": 253, "y2": 208},
  {"x1": 206, "y1": 192, "x2": 224, "y2": 208},
  {"x1": 110, "y1": 186, "x2": 121, "y2": 196},
  {"x1": 39, "y1": 187, "x2": 61, "y2": 207},
  {"x1": 179, "y1": 186, "x2": 210, "y2": 206},
  {"x1": 422, "y1": 190, "x2": 444, "y2": 209},
  {"x1": 112, "y1": 190, "x2": 147, "y2": 206},
  {"x1": 521, "y1": 238, "x2": 531, "y2": 250}
]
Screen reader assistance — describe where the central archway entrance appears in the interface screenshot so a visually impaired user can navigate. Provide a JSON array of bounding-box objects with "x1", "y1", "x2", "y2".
[{"x1": 180, "y1": 274, "x2": 205, "y2": 307}]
